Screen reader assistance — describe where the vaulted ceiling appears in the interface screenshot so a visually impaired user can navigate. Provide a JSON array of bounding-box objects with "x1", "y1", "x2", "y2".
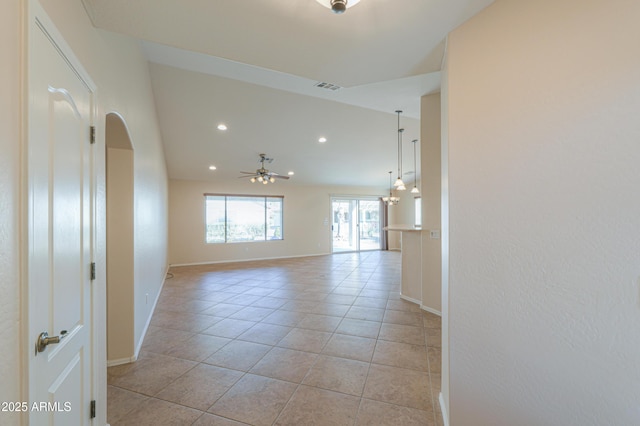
[{"x1": 83, "y1": 0, "x2": 494, "y2": 187}]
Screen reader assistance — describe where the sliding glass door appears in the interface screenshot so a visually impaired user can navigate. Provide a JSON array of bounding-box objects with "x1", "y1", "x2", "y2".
[
  {"x1": 358, "y1": 200, "x2": 381, "y2": 250},
  {"x1": 331, "y1": 198, "x2": 381, "y2": 253}
]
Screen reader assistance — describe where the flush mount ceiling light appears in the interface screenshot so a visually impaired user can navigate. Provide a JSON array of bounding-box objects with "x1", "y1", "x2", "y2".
[
  {"x1": 208, "y1": 165, "x2": 217, "y2": 170},
  {"x1": 394, "y1": 110, "x2": 406, "y2": 191},
  {"x1": 217, "y1": 124, "x2": 227, "y2": 131},
  {"x1": 318, "y1": 137, "x2": 327, "y2": 143},
  {"x1": 315, "y1": 0, "x2": 361, "y2": 14}
]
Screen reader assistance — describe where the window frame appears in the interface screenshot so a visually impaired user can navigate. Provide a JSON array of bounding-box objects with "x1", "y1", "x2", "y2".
[{"x1": 204, "y1": 193, "x2": 284, "y2": 244}]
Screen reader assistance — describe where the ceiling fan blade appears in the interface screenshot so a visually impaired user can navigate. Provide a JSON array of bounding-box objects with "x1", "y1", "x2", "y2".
[
  {"x1": 237, "y1": 175, "x2": 257, "y2": 179},
  {"x1": 239, "y1": 171, "x2": 257, "y2": 174},
  {"x1": 271, "y1": 175, "x2": 290, "y2": 180}
]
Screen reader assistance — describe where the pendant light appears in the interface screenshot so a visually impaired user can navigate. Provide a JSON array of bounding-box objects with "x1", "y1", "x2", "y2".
[
  {"x1": 315, "y1": 0, "x2": 362, "y2": 14},
  {"x1": 394, "y1": 110, "x2": 406, "y2": 191},
  {"x1": 382, "y1": 171, "x2": 399, "y2": 206},
  {"x1": 410, "y1": 139, "x2": 420, "y2": 194}
]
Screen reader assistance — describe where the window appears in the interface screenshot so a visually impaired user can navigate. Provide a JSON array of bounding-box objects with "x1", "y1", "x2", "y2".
[
  {"x1": 205, "y1": 194, "x2": 283, "y2": 243},
  {"x1": 414, "y1": 197, "x2": 422, "y2": 227}
]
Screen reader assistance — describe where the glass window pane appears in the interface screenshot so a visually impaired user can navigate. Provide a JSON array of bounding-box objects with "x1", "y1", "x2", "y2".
[
  {"x1": 266, "y1": 197, "x2": 283, "y2": 240},
  {"x1": 358, "y1": 200, "x2": 380, "y2": 250},
  {"x1": 205, "y1": 196, "x2": 226, "y2": 243},
  {"x1": 205, "y1": 195, "x2": 284, "y2": 244},
  {"x1": 415, "y1": 197, "x2": 422, "y2": 227},
  {"x1": 227, "y1": 196, "x2": 266, "y2": 242}
]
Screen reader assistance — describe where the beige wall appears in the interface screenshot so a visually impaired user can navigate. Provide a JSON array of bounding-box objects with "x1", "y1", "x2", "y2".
[
  {"x1": 1, "y1": 1, "x2": 169, "y2": 422},
  {"x1": 384, "y1": 96, "x2": 442, "y2": 317},
  {"x1": 169, "y1": 179, "x2": 386, "y2": 265},
  {"x1": 0, "y1": 1, "x2": 22, "y2": 424},
  {"x1": 387, "y1": 187, "x2": 417, "y2": 250},
  {"x1": 420, "y1": 94, "x2": 442, "y2": 314},
  {"x1": 446, "y1": 0, "x2": 640, "y2": 424},
  {"x1": 106, "y1": 147, "x2": 135, "y2": 362}
]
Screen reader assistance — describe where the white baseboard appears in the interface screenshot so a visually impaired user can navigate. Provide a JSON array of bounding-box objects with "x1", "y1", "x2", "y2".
[
  {"x1": 439, "y1": 392, "x2": 449, "y2": 426},
  {"x1": 133, "y1": 265, "x2": 170, "y2": 360},
  {"x1": 400, "y1": 294, "x2": 421, "y2": 305},
  {"x1": 107, "y1": 267, "x2": 169, "y2": 367},
  {"x1": 106, "y1": 356, "x2": 137, "y2": 367},
  {"x1": 399, "y1": 295, "x2": 442, "y2": 316},
  {"x1": 421, "y1": 304, "x2": 442, "y2": 316},
  {"x1": 169, "y1": 252, "x2": 332, "y2": 267}
]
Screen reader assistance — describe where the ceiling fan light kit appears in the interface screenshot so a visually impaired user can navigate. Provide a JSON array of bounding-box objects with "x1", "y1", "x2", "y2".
[{"x1": 239, "y1": 154, "x2": 289, "y2": 185}]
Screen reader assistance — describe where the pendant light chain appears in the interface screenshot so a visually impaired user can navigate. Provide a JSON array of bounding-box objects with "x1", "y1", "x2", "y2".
[
  {"x1": 394, "y1": 110, "x2": 406, "y2": 190},
  {"x1": 411, "y1": 139, "x2": 420, "y2": 194},
  {"x1": 398, "y1": 111, "x2": 401, "y2": 180},
  {"x1": 399, "y1": 129, "x2": 403, "y2": 178}
]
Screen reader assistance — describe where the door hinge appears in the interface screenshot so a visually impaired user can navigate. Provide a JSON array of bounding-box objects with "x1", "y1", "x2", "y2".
[
  {"x1": 90, "y1": 400, "x2": 96, "y2": 419},
  {"x1": 90, "y1": 262, "x2": 96, "y2": 280},
  {"x1": 90, "y1": 126, "x2": 96, "y2": 144}
]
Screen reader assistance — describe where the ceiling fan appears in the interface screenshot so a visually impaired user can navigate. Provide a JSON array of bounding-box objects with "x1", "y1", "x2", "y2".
[{"x1": 239, "y1": 154, "x2": 290, "y2": 184}]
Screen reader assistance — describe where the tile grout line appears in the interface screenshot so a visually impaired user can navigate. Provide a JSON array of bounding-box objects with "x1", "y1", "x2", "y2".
[{"x1": 109, "y1": 252, "x2": 439, "y2": 425}]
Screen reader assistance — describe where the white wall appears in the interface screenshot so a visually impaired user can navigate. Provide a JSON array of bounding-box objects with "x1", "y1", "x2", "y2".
[
  {"x1": 446, "y1": 0, "x2": 640, "y2": 424},
  {"x1": 0, "y1": 1, "x2": 22, "y2": 425},
  {"x1": 0, "y1": 1, "x2": 169, "y2": 422},
  {"x1": 439, "y1": 54, "x2": 451, "y2": 424},
  {"x1": 169, "y1": 179, "x2": 385, "y2": 265}
]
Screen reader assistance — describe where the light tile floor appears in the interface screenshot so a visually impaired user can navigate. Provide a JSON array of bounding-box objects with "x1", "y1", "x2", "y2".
[{"x1": 107, "y1": 251, "x2": 443, "y2": 426}]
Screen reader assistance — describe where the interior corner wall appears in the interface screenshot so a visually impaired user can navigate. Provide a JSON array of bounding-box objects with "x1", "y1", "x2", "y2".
[
  {"x1": 0, "y1": 1, "x2": 22, "y2": 424},
  {"x1": 420, "y1": 93, "x2": 442, "y2": 314},
  {"x1": 106, "y1": 147, "x2": 135, "y2": 362},
  {"x1": 168, "y1": 179, "x2": 385, "y2": 265},
  {"x1": 37, "y1": 0, "x2": 169, "y2": 372},
  {"x1": 446, "y1": 0, "x2": 640, "y2": 424},
  {"x1": 439, "y1": 52, "x2": 450, "y2": 425}
]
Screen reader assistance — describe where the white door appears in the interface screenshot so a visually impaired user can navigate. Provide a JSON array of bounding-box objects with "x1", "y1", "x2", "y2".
[{"x1": 27, "y1": 9, "x2": 95, "y2": 425}]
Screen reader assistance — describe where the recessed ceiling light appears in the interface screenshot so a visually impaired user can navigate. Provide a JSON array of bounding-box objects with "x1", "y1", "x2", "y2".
[
  {"x1": 318, "y1": 137, "x2": 327, "y2": 143},
  {"x1": 209, "y1": 165, "x2": 217, "y2": 170},
  {"x1": 288, "y1": 171, "x2": 294, "y2": 176},
  {"x1": 217, "y1": 124, "x2": 227, "y2": 131}
]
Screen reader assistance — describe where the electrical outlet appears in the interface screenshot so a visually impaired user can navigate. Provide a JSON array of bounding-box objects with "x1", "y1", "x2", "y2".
[{"x1": 145, "y1": 293, "x2": 149, "y2": 304}]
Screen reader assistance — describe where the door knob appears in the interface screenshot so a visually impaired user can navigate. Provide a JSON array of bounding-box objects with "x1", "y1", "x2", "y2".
[{"x1": 36, "y1": 330, "x2": 68, "y2": 354}]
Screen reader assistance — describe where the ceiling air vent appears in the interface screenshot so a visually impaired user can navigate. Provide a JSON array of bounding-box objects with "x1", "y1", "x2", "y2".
[{"x1": 314, "y1": 82, "x2": 342, "y2": 91}]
